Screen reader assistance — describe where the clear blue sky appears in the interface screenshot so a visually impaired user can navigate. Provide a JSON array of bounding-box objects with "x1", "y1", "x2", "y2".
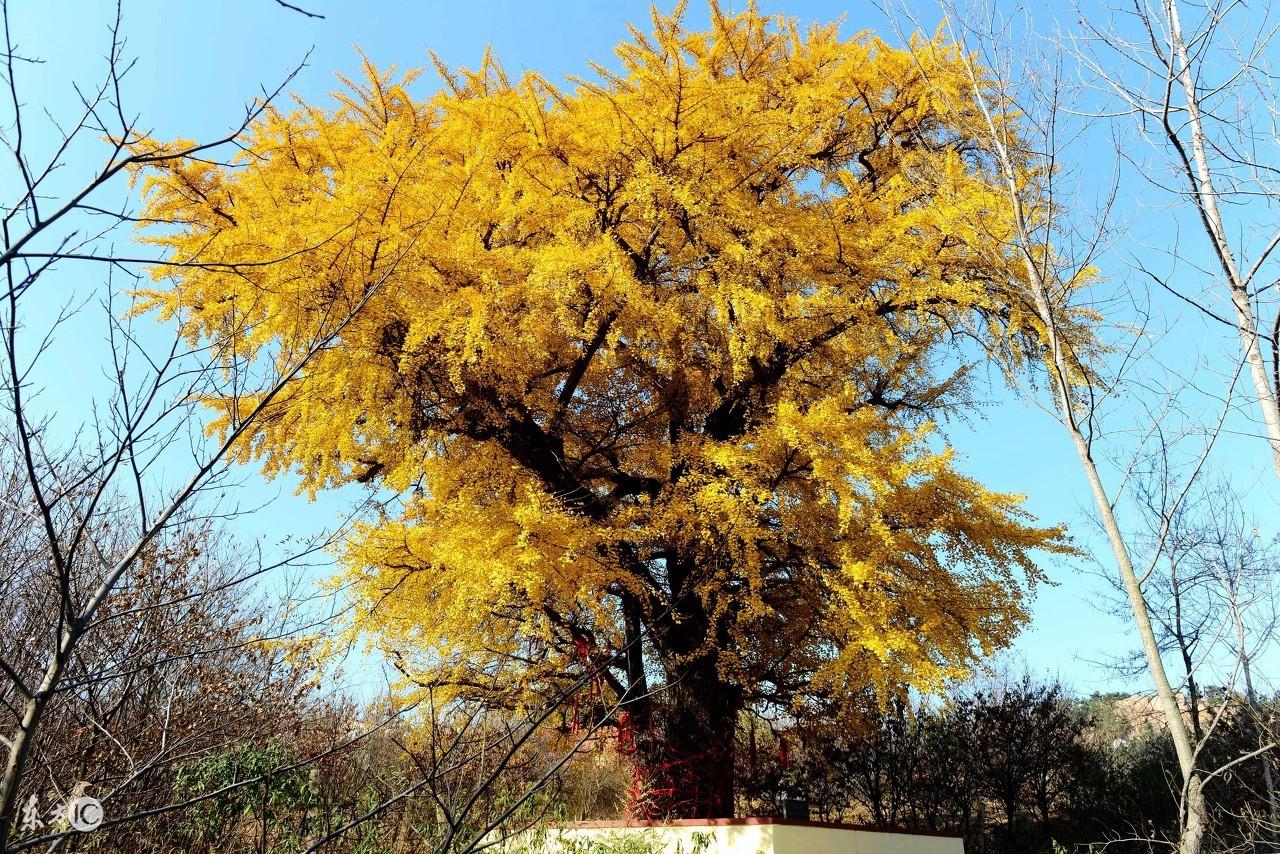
[{"x1": 7, "y1": 0, "x2": 1274, "y2": 698}]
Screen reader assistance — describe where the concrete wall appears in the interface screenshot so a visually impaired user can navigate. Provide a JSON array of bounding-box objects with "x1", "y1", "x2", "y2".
[
  {"x1": 770, "y1": 823, "x2": 960, "y2": 854},
  {"x1": 513, "y1": 821, "x2": 962, "y2": 854}
]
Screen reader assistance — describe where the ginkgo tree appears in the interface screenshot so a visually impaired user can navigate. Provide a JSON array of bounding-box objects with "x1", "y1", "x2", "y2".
[{"x1": 132, "y1": 3, "x2": 1089, "y2": 818}]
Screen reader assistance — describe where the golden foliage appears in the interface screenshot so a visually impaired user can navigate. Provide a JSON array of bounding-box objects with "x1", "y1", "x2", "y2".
[{"x1": 132, "y1": 4, "x2": 1082, "y2": 711}]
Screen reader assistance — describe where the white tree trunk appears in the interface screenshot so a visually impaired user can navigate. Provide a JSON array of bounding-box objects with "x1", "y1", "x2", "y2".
[
  {"x1": 946, "y1": 41, "x2": 1210, "y2": 851},
  {"x1": 1164, "y1": 0, "x2": 1280, "y2": 481}
]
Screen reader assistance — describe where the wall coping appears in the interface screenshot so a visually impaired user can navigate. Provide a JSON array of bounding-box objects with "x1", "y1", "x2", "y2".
[{"x1": 564, "y1": 818, "x2": 963, "y2": 839}]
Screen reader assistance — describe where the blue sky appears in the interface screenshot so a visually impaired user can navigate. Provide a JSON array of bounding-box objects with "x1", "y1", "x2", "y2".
[{"x1": 7, "y1": 0, "x2": 1274, "y2": 699}]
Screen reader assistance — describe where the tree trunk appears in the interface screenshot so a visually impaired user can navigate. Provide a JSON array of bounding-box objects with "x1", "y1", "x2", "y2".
[
  {"x1": 946, "y1": 45, "x2": 1214, "y2": 849},
  {"x1": 1182, "y1": 775, "x2": 1208, "y2": 854},
  {"x1": 1161, "y1": 0, "x2": 1280, "y2": 481},
  {"x1": 0, "y1": 641, "x2": 66, "y2": 852},
  {"x1": 632, "y1": 654, "x2": 740, "y2": 819},
  {"x1": 1172, "y1": 573, "x2": 1205, "y2": 744}
]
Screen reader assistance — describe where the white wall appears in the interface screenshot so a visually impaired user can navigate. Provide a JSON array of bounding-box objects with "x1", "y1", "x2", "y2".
[{"x1": 512, "y1": 822, "x2": 963, "y2": 854}]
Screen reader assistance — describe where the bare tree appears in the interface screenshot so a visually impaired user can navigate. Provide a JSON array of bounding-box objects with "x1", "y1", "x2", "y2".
[
  {"x1": 286, "y1": 606, "x2": 675, "y2": 854},
  {"x1": 1087, "y1": 440, "x2": 1280, "y2": 848},
  {"x1": 885, "y1": 3, "x2": 1253, "y2": 850},
  {"x1": 0, "y1": 1, "x2": 412, "y2": 847},
  {"x1": 0, "y1": 461, "x2": 339, "y2": 849},
  {"x1": 1075, "y1": 0, "x2": 1280, "y2": 482},
  {"x1": 1178, "y1": 477, "x2": 1279, "y2": 839}
]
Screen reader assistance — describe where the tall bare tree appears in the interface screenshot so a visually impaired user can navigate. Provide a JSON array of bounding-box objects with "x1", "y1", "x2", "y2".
[
  {"x1": 887, "y1": 3, "x2": 1250, "y2": 849},
  {"x1": 1076, "y1": 0, "x2": 1280, "y2": 481}
]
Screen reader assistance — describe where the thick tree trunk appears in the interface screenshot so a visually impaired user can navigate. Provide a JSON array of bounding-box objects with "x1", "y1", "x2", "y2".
[
  {"x1": 624, "y1": 549, "x2": 743, "y2": 819},
  {"x1": 632, "y1": 655, "x2": 740, "y2": 819}
]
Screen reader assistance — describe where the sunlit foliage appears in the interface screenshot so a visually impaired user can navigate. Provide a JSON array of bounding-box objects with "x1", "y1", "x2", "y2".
[{"x1": 130, "y1": 1, "x2": 1085, "y2": 813}]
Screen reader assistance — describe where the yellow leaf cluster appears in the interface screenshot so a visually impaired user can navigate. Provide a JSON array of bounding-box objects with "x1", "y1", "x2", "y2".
[{"x1": 133, "y1": 4, "x2": 1082, "y2": 710}]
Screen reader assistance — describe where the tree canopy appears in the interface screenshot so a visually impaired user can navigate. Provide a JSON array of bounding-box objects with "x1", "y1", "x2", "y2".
[{"x1": 132, "y1": 2, "x2": 1085, "y2": 816}]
